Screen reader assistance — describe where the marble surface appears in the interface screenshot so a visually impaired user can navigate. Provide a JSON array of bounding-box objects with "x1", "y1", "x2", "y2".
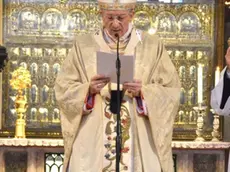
[
  {"x1": 0, "y1": 138, "x2": 64, "y2": 147},
  {"x1": 172, "y1": 141, "x2": 230, "y2": 149},
  {"x1": 0, "y1": 138, "x2": 229, "y2": 149}
]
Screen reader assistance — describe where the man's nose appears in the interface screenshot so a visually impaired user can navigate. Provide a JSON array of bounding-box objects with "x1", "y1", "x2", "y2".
[{"x1": 111, "y1": 19, "x2": 120, "y2": 28}]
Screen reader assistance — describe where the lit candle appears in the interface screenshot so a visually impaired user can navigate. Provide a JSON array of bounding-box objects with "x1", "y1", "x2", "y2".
[
  {"x1": 197, "y1": 64, "x2": 203, "y2": 104},
  {"x1": 215, "y1": 66, "x2": 220, "y2": 86}
]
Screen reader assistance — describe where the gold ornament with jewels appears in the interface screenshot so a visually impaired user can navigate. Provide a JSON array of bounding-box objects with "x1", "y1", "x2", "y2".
[
  {"x1": 98, "y1": 0, "x2": 137, "y2": 10},
  {"x1": 10, "y1": 67, "x2": 31, "y2": 138}
]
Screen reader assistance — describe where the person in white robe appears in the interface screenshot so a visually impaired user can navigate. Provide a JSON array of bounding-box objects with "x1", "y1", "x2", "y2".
[
  {"x1": 54, "y1": 0, "x2": 181, "y2": 171},
  {"x1": 211, "y1": 46, "x2": 230, "y2": 116}
]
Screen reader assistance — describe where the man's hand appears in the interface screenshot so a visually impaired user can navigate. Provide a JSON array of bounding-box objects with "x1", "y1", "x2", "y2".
[
  {"x1": 123, "y1": 79, "x2": 142, "y2": 97},
  {"x1": 89, "y1": 75, "x2": 110, "y2": 95},
  {"x1": 226, "y1": 47, "x2": 230, "y2": 71}
]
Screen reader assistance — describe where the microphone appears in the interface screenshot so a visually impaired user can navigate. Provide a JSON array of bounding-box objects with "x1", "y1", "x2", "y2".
[{"x1": 115, "y1": 33, "x2": 119, "y2": 38}]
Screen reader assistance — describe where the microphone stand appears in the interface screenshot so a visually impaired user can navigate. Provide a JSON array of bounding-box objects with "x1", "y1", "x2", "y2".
[{"x1": 115, "y1": 34, "x2": 121, "y2": 172}]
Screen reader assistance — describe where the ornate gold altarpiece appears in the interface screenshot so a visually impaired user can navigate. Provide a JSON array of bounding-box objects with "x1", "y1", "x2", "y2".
[{"x1": 0, "y1": 0, "x2": 221, "y2": 140}]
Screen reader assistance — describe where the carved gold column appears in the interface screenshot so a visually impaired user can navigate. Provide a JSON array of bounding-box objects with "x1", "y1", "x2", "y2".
[
  {"x1": 216, "y1": 0, "x2": 225, "y2": 69},
  {"x1": 0, "y1": 0, "x2": 3, "y2": 129},
  {"x1": 0, "y1": 0, "x2": 2, "y2": 44}
]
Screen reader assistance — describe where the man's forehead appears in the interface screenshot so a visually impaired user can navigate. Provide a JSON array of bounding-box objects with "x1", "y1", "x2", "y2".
[{"x1": 102, "y1": 10, "x2": 130, "y2": 15}]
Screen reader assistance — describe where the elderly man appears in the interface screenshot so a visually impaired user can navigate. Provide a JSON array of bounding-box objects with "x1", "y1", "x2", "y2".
[
  {"x1": 211, "y1": 46, "x2": 230, "y2": 116},
  {"x1": 55, "y1": 0, "x2": 180, "y2": 171}
]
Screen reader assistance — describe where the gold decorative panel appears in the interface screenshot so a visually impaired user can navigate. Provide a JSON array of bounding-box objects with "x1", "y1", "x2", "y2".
[{"x1": 1, "y1": 0, "x2": 218, "y2": 139}]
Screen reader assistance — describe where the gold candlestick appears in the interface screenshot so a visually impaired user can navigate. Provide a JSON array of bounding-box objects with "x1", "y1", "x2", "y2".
[
  {"x1": 210, "y1": 109, "x2": 220, "y2": 142},
  {"x1": 193, "y1": 104, "x2": 207, "y2": 142},
  {"x1": 10, "y1": 67, "x2": 31, "y2": 138}
]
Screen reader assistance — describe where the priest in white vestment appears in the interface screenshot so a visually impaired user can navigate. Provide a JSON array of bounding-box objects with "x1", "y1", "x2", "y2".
[
  {"x1": 211, "y1": 47, "x2": 230, "y2": 116},
  {"x1": 54, "y1": 0, "x2": 181, "y2": 171}
]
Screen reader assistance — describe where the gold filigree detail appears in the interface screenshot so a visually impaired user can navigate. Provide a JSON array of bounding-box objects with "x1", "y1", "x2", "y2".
[{"x1": 10, "y1": 66, "x2": 31, "y2": 91}]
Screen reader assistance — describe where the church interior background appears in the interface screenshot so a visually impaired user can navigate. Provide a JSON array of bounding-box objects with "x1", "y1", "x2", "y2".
[{"x1": 0, "y1": 0, "x2": 229, "y2": 171}]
